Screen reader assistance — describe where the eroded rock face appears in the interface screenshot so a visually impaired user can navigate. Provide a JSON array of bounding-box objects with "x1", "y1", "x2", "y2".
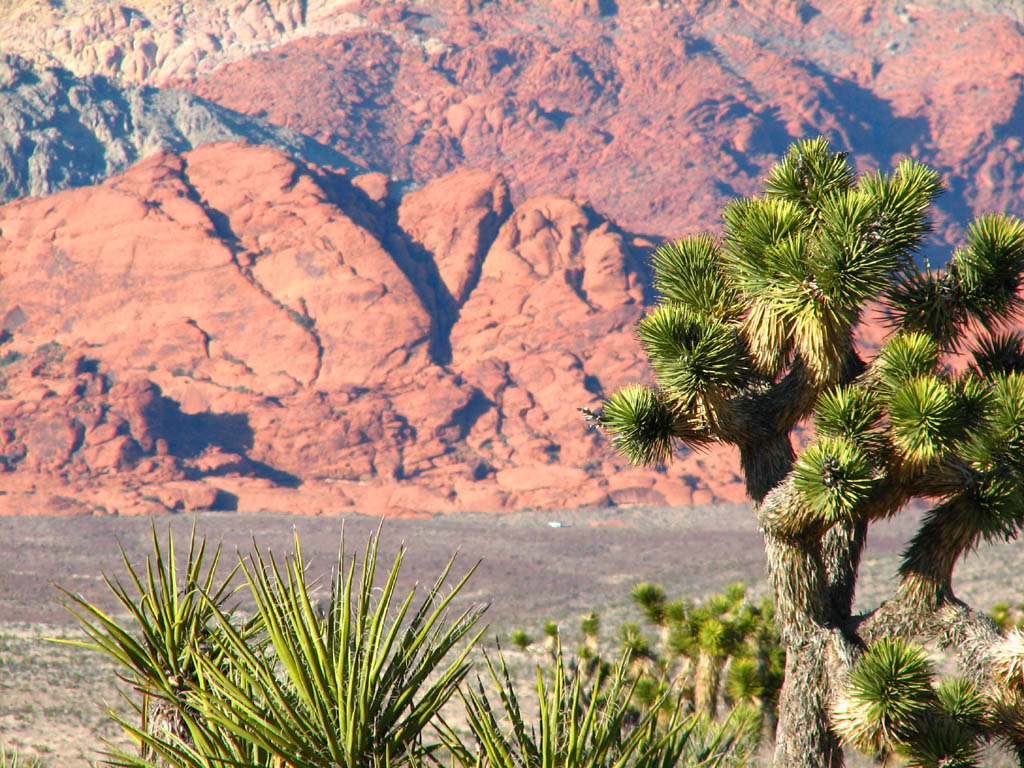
[
  {"x1": 163, "y1": 0, "x2": 1023, "y2": 263},
  {"x1": 0, "y1": 142, "x2": 734, "y2": 516}
]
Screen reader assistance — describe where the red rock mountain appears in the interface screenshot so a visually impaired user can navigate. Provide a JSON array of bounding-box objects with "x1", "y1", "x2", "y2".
[
  {"x1": 0, "y1": 0, "x2": 1022, "y2": 515},
  {"x1": 0, "y1": 144, "x2": 719, "y2": 515}
]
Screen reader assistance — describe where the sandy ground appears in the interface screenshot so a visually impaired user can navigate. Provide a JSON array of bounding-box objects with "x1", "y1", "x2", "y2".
[{"x1": 2, "y1": 503, "x2": 1023, "y2": 765}]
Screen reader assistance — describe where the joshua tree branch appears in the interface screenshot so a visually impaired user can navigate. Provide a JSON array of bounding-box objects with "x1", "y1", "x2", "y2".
[{"x1": 857, "y1": 597, "x2": 1001, "y2": 689}]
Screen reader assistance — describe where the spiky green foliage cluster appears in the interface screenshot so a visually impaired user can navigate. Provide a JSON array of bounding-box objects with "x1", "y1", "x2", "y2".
[
  {"x1": 62, "y1": 528, "x2": 766, "y2": 768},
  {"x1": 793, "y1": 436, "x2": 873, "y2": 525},
  {"x1": 598, "y1": 136, "x2": 1024, "y2": 543},
  {"x1": 601, "y1": 384, "x2": 680, "y2": 465},
  {"x1": 503, "y1": 581, "x2": 779, "y2": 762},
  {"x1": 832, "y1": 639, "x2": 994, "y2": 767},
  {"x1": 55, "y1": 524, "x2": 252, "y2": 761},
  {"x1": 615, "y1": 582, "x2": 783, "y2": 723}
]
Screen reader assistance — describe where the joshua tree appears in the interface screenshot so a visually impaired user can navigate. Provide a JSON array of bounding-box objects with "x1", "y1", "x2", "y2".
[
  {"x1": 589, "y1": 138, "x2": 1024, "y2": 768},
  {"x1": 664, "y1": 586, "x2": 762, "y2": 719},
  {"x1": 630, "y1": 581, "x2": 781, "y2": 721}
]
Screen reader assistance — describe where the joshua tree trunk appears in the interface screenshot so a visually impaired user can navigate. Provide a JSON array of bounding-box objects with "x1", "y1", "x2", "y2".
[
  {"x1": 142, "y1": 691, "x2": 194, "y2": 765},
  {"x1": 693, "y1": 650, "x2": 721, "y2": 718},
  {"x1": 742, "y1": 441, "x2": 851, "y2": 768}
]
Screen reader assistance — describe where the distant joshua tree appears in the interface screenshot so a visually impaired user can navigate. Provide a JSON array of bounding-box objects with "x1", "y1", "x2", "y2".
[{"x1": 588, "y1": 138, "x2": 1024, "y2": 768}]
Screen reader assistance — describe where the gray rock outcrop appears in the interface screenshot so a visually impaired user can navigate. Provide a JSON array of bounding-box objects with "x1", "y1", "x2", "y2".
[{"x1": 0, "y1": 54, "x2": 363, "y2": 204}]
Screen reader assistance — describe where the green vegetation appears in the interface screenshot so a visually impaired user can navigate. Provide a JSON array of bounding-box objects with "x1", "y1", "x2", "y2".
[
  {"x1": 507, "y1": 581, "x2": 778, "y2": 733},
  {"x1": 447, "y1": 647, "x2": 757, "y2": 768},
  {"x1": 52, "y1": 526, "x2": 760, "y2": 768},
  {"x1": 591, "y1": 137, "x2": 1024, "y2": 767}
]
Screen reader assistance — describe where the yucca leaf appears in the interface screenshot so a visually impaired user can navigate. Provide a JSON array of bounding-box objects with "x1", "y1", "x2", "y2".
[
  {"x1": 739, "y1": 299, "x2": 794, "y2": 377},
  {"x1": 833, "y1": 638, "x2": 933, "y2": 752},
  {"x1": 723, "y1": 197, "x2": 809, "y2": 295},
  {"x1": 54, "y1": 522, "x2": 239, "y2": 693},
  {"x1": 638, "y1": 304, "x2": 748, "y2": 408},
  {"x1": 933, "y1": 678, "x2": 987, "y2": 730},
  {"x1": 963, "y1": 469, "x2": 1024, "y2": 543},
  {"x1": 953, "y1": 213, "x2": 1024, "y2": 331},
  {"x1": 874, "y1": 329, "x2": 936, "y2": 384},
  {"x1": 813, "y1": 188, "x2": 898, "y2": 306},
  {"x1": 858, "y1": 158, "x2": 943, "y2": 262},
  {"x1": 992, "y1": 629, "x2": 1024, "y2": 692},
  {"x1": 763, "y1": 136, "x2": 855, "y2": 208},
  {"x1": 580, "y1": 611, "x2": 600, "y2": 640},
  {"x1": 884, "y1": 266, "x2": 964, "y2": 347},
  {"x1": 815, "y1": 385, "x2": 883, "y2": 445},
  {"x1": 900, "y1": 716, "x2": 981, "y2": 768},
  {"x1": 631, "y1": 582, "x2": 668, "y2": 625},
  {"x1": 155, "y1": 530, "x2": 488, "y2": 768},
  {"x1": 696, "y1": 618, "x2": 727, "y2": 658},
  {"x1": 977, "y1": 372, "x2": 1024, "y2": 472},
  {"x1": 970, "y1": 331, "x2": 1024, "y2": 376},
  {"x1": 451, "y1": 646, "x2": 750, "y2": 768},
  {"x1": 764, "y1": 233, "x2": 854, "y2": 384},
  {"x1": 725, "y1": 657, "x2": 763, "y2": 705},
  {"x1": 619, "y1": 621, "x2": 652, "y2": 658},
  {"x1": 888, "y1": 375, "x2": 963, "y2": 468}
]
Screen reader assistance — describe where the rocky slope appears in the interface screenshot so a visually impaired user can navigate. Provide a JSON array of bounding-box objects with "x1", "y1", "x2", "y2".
[
  {"x1": 0, "y1": 143, "x2": 737, "y2": 516},
  {"x1": 3, "y1": 0, "x2": 1021, "y2": 261},
  {"x1": 0, "y1": 0, "x2": 1022, "y2": 516},
  {"x1": 0, "y1": 53, "x2": 361, "y2": 204},
  {"x1": 173, "y1": 0, "x2": 1024, "y2": 263}
]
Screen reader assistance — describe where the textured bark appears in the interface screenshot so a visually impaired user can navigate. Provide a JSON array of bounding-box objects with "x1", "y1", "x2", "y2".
[
  {"x1": 744, "y1": 437, "x2": 861, "y2": 768},
  {"x1": 142, "y1": 691, "x2": 193, "y2": 765},
  {"x1": 772, "y1": 631, "x2": 847, "y2": 768},
  {"x1": 821, "y1": 521, "x2": 866, "y2": 627},
  {"x1": 694, "y1": 650, "x2": 721, "y2": 718}
]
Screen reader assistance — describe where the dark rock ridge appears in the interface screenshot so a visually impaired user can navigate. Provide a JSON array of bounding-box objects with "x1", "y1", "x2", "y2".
[{"x1": 0, "y1": 53, "x2": 364, "y2": 205}]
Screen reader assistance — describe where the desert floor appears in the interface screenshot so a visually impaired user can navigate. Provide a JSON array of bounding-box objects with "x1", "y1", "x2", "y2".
[{"x1": 2, "y1": 503, "x2": 1023, "y2": 765}]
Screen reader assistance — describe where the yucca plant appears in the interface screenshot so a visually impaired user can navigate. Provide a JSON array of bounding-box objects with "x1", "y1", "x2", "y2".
[
  {"x1": 130, "y1": 530, "x2": 488, "y2": 768},
  {"x1": 626, "y1": 583, "x2": 780, "y2": 723},
  {"x1": 54, "y1": 523, "x2": 245, "y2": 764},
  {"x1": 446, "y1": 645, "x2": 758, "y2": 768},
  {"x1": 565, "y1": 583, "x2": 781, "y2": 744},
  {"x1": 511, "y1": 629, "x2": 534, "y2": 651},
  {"x1": 588, "y1": 137, "x2": 1024, "y2": 767}
]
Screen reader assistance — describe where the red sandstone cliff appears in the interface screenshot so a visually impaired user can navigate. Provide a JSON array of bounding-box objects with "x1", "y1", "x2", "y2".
[{"x1": 0, "y1": 143, "x2": 744, "y2": 515}]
